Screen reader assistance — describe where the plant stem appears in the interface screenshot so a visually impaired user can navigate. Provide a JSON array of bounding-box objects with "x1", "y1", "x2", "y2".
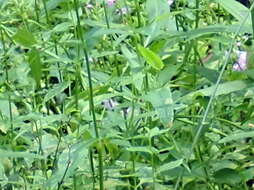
[
  {"x1": 103, "y1": 2, "x2": 121, "y2": 78},
  {"x1": 149, "y1": 137, "x2": 156, "y2": 190},
  {"x1": 42, "y1": 0, "x2": 49, "y2": 24},
  {"x1": 73, "y1": 1, "x2": 104, "y2": 190},
  {"x1": 34, "y1": 0, "x2": 40, "y2": 22},
  {"x1": 251, "y1": 1, "x2": 254, "y2": 39}
]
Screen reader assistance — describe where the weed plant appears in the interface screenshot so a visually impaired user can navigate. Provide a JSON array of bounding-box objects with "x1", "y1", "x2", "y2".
[{"x1": 0, "y1": 0, "x2": 254, "y2": 189}]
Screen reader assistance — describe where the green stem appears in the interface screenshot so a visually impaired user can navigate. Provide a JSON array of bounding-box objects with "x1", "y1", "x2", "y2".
[
  {"x1": 195, "y1": 0, "x2": 199, "y2": 29},
  {"x1": 149, "y1": 138, "x2": 156, "y2": 190},
  {"x1": 42, "y1": 0, "x2": 50, "y2": 24},
  {"x1": 103, "y1": 2, "x2": 121, "y2": 78},
  {"x1": 191, "y1": 14, "x2": 249, "y2": 149},
  {"x1": 134, "y1": 0, "x2": 142, "y2": 28},
  {"x1": 73, "y1": 1, "x2": 104, "y2": 190},
  {"x1": 89, "y1": 150, "x2": 96, "y2": 190},
  {"x1": 251, "y1": 1, "x2": 254, "y2": 39},
  {"x1": 1, "y1": 29, "x2": 16, "y2": 180},
  {"x1": 34, "y1": 0, "x2": 40, "y2": 22}
]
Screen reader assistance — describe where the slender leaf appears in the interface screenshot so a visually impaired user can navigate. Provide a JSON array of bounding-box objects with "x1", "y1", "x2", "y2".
[
  {"x1": 156, "y1": 159, "x2": 183, "y2": 174},
  {"x1": 219, "y1": 131, "x2": 254, "y2": 143},
  {"x1": 43, "y1": 81, "x2": 70, "y2": 103},
  {"x1": 137, "y1": 44, "x2": 164, "y2": 70},
  {"x1": 28, "y1": 48, "x2": 42, "y2": 87}
]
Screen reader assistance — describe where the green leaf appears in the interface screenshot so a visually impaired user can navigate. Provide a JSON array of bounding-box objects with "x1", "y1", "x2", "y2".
[
  {"x1": 52, "y1": 22, "x2": 72, "y2": 33},
  {"x1": 121, "y1": 45, "x2": 140, "y2": 70},
  {"x1": 144, "y1": 87, "x2": 174, "y2": 126},
  {"x1": 241, "y1": 167, "x2": 254, "y2": 181},
  {"x1": 46, "y1": 0, "x2": 65, "y2": 11},
  {"x1": 13, "y1": 28, "x2": 37, "y2": 48},
  {"x1": 149, "y1": 127, "x2": 169, "y2": 138},
  {"x1": 157, "y1": 64, "x2": 179, "y2": 86},
  {"x1": 212, "y1": 160, "x2": 238, "y2": 172},
  {"x1": 0, "y1": 150, "x2": 44, "y2": 159},
  {"x1": 46, "y1": 140, "x2": 93, "y2": 188},
  {"x1": 43, "y1": 82, "x2": 70, "y2": 103},
  {"x1": 184, "y1": 80, "x2": 250, "y2": 100},
  {"x1": 156, "y1": 159, "x2": 183, "y2": 174},
  {"x1": 144, "y1": 0, "x2": 170, "y2": 45},
  {"x1": 137, "y1": 45, "x2": 164, "y2": 70},
  {"x1": 218, "y1": 131, "x2": 254, "y2": 143},
  {"x1": 127, "y1": 146, "x2": 158, "y2": 154},
  {"x1": 28, "y1": 48, "x2": 42, "y2": 88},
  {"x1": 145, "y1": 0, "x2": 169, "y2": 21},
  {"x1": 244, "y1": 69, "x2": 254, "y2": 80},
  {"x1": 0, "y1": 100, "x2": 18, "y2": 118},
  {"x1": 213, "y1": 168, "x2": 242, "y2": 185},
  {"x1": 169, "y1": 24, "x2": 252, "y2": 42},
  {"x1": 215, "y1": 0, "x2": 251, "y2": 25},
  {"x1": 196, "y1": 66, "x2": 220, "y2": 83}
]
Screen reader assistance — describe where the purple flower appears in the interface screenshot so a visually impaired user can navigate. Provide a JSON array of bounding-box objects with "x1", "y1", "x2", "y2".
[
  {"x1": 168, "y1": 0, "x2": 174, "y2": 6},
  {"x1": 120, "y1": 7, "x2": 128, "y2": 14},
  {"x1": 86, "y1": 3, "x2": 93, "y2": 9},
  {"x1": 107, "y1": 0, "x2": 116, "y2": 6},
  {"x1": 102, "y1": 99, "x2": 119, "y2": 111},
  {"x1": 233, "y1": 51, "x2": 248, "y2": 71},
  {"x1": 117, "y1": 7, "x2": 129, "y2": 15}
]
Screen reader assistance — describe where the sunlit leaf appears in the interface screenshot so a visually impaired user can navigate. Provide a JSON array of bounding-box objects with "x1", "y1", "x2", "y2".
[
  {"x1": 13, "y1": 28, "x2": 37, "y2": 48},
  {"x1": 137, "y1": 44, "x2": 164, "y2": 70}
]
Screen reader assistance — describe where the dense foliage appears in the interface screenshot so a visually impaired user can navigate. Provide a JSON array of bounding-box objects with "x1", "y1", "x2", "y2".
[{"x1": 0, "y1": 0, "x2": 254, "y2": 189}]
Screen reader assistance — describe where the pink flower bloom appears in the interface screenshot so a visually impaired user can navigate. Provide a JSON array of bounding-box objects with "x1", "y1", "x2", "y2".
[
  {"x1": 168, "y1": 0, "x2": 174, "y2": 6},
  {"x1": 233, "y1": 51, "x2": 248, "y2": 71},
  {"x1": 107, "y1": 0, "x2": 116, "y2": 6}
]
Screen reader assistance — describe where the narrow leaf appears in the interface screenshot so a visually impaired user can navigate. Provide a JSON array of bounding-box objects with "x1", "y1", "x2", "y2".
[
  {"x1": 185, "y1": 80, "x2": 249, "y2": 99},
  {"x1": 127, "y1": 146, "x2": 157, "y2": 154},
  {"x1": 28, "y1": 48, "x2": 42, "y2": 87},
  {"x1": 219, "y1": 131, "x2": 254, "y2": 143},
  {"x1": 43, "y1": 82, "x2": 70, "y2": 103},
  {"x1": 137, "y1": 44, "x2": 164, "y2": 70},
  {"x1": 156, "y1": 159, "x2": 183, "y2": 174},
  {"x1": 0, "y1": 150, "x2": 44, "y2": 159}
]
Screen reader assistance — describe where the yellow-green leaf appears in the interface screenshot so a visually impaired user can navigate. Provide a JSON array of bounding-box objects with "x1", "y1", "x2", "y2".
[
  {"x1": 137, "y1": 44, "x2": 164, "y2": 70},
  {"x1": 13, "y1": 28, "x2": 37, "y2": 48}
]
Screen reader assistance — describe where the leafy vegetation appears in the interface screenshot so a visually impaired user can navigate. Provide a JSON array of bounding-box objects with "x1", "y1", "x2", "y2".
[{"x1": 0, "y1": 0, "x2": 254, "y2": 189}]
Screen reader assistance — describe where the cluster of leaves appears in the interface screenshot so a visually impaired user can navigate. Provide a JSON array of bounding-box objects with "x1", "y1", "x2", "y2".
[{"x1": 0, "y1": 0, "x2": 254, "y2": 189}]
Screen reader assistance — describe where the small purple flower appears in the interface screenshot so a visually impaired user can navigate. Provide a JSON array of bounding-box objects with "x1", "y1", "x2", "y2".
[
  {"x1": 233, "y1": 51, "x2": 248, "y2": 71},
  {"x1": 168, "y1": 0, "x2": 174, "y2": 6},
  {"x1": 102, "y1": 99, "x2": 119, "y2": 111},
  {"x1": 117, "y1": 7, "x2": 129, "y2": 15},
  {"x1": 107, "y1": 0, "x2": 116, "y2": 6},
  {"x1": 120, "y1": 7, "x2": 128, "y2": 14},
  {"x1": 236, "y1": 42, "x2": 241, "y2": 47},
  {"x1": 86, "y1": 3, "x2": 93, "y2": 9}
]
